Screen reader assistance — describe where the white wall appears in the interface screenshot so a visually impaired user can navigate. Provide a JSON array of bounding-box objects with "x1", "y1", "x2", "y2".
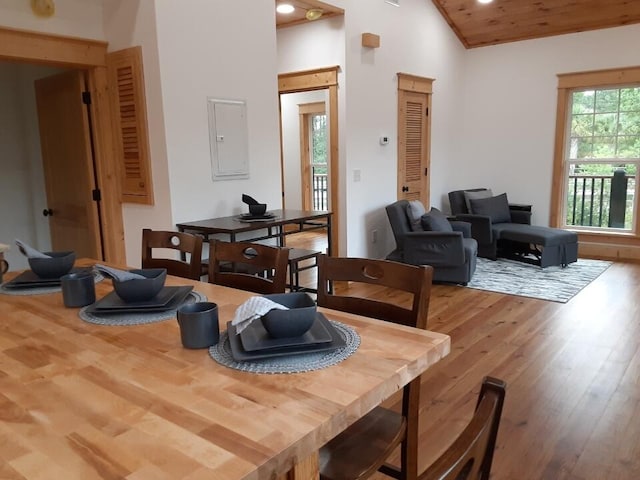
[
  {"x1": 277, "y1": 15, "x2": 347, "y2": 253},
  {"x1": 277, "y1": 1, "x2": 465, "y2": 258},
  {"x1": 104, "y1": 0, "x2": 284, "y2": 266},
  {"x1": 456, "y1": 24, "x2": 640, "y2": 226},
  {"x1": 155, "y1": 0, "x2": 282, "y2": 226},
  {"x1": 103, "y1": 0, "x2": 173, "y2": 266},
  {"x1": 341, "y1": 0, "x2": 466, "y2": 258},
  {"x1": 0, "y1": 0, "x2": 104, "y2": 40},
  {"x1": 281, "y1": 90, "x2": 327, "y2": 210}
]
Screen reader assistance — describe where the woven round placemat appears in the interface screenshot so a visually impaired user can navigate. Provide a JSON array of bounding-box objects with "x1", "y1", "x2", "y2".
[
  {"x1": 209, "y1": 320, "x2": 360, "y2": 374},
  {"x1": 79, "y1": 291, "x2": 207, "y2": 326},
  {"x1": 0, "y1": 271, "x2": 105, "y2": 296}
]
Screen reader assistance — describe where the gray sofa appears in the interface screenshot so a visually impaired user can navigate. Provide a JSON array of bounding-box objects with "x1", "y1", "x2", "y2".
[
  {"x1": 385, "y1": 200, "x2": 477, "y2": 285},
  {"x1": 448, "y1": 188, "x2": 578, "y2": 268}
]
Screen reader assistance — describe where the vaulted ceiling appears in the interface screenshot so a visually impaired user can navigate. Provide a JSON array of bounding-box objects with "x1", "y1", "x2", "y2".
[
  {"x1": 275, "y1": 0, "x2": 640, "y2": 49},
  {"x1": 431, "y1": 0, "x2": 640, "y2": 48}
]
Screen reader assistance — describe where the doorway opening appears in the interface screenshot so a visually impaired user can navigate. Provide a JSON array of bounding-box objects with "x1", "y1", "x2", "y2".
[{"x1": 278, "y1": 66, "x2": 340, "y2": 254}]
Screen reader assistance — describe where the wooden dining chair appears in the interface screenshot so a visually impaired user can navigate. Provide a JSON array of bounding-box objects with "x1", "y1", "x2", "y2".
[
  {"x1": 419, "y1": 377, "x2": 507, "y2": 480},
  {"x1": 317, "y1": 255, "x2": 434, "y2": 480},
  {"x1": 141, "y1": 229, "x2": 203, "y2": 280},
  {"x1": 208, "y1": 240, "x2": 289, "y2": 294}
]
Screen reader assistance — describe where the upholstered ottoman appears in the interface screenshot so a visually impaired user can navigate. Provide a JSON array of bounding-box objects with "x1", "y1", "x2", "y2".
[{"x1": 492, "y1": 224, "x2": 578, "y2": 268}]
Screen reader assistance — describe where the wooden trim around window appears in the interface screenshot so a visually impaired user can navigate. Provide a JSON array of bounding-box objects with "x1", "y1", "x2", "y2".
[
  {"x1": 299, "y1": 102, "x2": 326, "y2": 211},
  {"x1": 551, "y1": 65, "x2": 640, "y2": 261}
]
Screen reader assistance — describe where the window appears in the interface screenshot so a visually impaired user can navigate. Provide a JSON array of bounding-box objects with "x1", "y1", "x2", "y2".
[
  {"x1": 298, "y1": 101, "x2": 329, "y2": 211},
  {"x1": 552, "y1": 67, "x2": 640, "y2": 239},
  {"x1": 310, "y1": 112, "x2": 328, "y2": 210}
]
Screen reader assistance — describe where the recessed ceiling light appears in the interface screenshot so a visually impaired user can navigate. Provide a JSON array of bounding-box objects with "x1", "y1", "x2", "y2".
[
  {"x1": 276, "y1": 3, "x2": 295, "y2": 14},
  {"x1": 478, "y1": 0, "x2": 494, "y2": 4}
]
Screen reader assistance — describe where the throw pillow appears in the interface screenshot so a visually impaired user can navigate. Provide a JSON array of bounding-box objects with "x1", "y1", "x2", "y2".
[
  {"x1": 469, "y1": 193, "x2": 511, "y2": 224},
  {"x1": 464, "y1": 189, "x2": 493, "y2": 213},
  {"x1": 406, "y1": 200, "x2": 427, "y2": 231},
  {"x1": 421, "y1": 207, "x2": 453, "y2": 232}
]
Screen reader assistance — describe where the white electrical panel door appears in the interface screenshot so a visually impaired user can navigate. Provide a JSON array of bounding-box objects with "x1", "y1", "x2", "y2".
[{"x1": 207, "y1": 98, "x2": 249, "y2": 181}]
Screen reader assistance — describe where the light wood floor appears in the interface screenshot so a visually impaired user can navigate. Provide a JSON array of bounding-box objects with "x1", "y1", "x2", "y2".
[{"x1": 287, "y1": 230, "x2": 640, "y2": 480}]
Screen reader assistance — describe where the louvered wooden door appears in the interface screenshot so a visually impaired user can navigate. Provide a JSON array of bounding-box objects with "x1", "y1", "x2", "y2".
[
  {"x1": 106, "y1": 47, "x2": 154, "y2": 205},
  {"x1": 397, "y1": 73, "x2": 433, "y2": 206}
]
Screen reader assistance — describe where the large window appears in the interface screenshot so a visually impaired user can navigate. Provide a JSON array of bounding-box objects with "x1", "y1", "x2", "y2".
[
  {"x1": 565, "y1": 87, "x2": 640, "y2": 230},
  {"x1": 552, "y1": 67, "x2": 640, "y2": 238}
]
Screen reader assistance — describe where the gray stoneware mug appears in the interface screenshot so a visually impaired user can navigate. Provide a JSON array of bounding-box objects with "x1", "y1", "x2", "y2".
[
  {"x1": 177, "y1": 302, "x2": 219, "y2": 349},
  {"x1": 61, "y1": 271, "x2": 96, "y2": 307}
]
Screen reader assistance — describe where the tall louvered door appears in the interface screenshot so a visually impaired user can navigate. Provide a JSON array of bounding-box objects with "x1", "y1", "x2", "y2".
[
  {"x1": 106, "y1": 46, "x2": 154, "y2": 205},
  {"x1": 397, "y1": 73, "x2": 433, "y2": 206}
]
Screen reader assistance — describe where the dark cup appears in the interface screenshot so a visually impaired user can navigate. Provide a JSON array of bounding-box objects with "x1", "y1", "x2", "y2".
[
  {"x1": 177, "y1": 302, "x2": 219, "y2": 349},
  {"x1": 61, "y1": 272, "x2": 96, "y2": 307}
]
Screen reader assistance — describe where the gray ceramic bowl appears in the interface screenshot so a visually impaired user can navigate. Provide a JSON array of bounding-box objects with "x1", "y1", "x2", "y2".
[
  {"x1": 28, "y1": 251, "x2": 75, "y2": 278},
  {"x1": 113, "y1": 268, "x2": 167, "y2": 303},
  {"x1": 261, "y1": 292, "x2": 317, "y2": 338},
  {"x1": 249, "y1": 203, "x2": 267, "y2": 216}
]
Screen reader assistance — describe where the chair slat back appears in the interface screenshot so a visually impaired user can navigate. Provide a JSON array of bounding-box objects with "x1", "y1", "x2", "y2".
[
  {"x1": 208, "y1": 240, "x2": 289, "y2": 294},
  {"x1": 317, "y1": 256, "x2": 434, "y2": 480},
  {"x1": 317, "y1": 255, "x2": 433, "y2": 329},
  {"x1": 141, "y1": 229, "x2": 203, "y2": 280},
  {"x1": 419, "y1": 377, "x2": 507, "y2": 480}
]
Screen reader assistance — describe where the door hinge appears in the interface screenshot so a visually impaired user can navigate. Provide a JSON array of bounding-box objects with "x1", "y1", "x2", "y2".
[
  {"x1": 92, "y1": 189, "x2": 101, "y2": 202},
  {"x1": 82, "y1": 91, "x2": 92, "y2": 105},
  {"x1": 425, "y1": 167, "x2": 428, "y2": 176},
  {"x1": 425, "y1": 107, "x2": 429, "y2": 116}
]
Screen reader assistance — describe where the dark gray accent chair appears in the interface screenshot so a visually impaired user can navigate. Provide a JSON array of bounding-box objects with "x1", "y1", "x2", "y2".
[
  {"x1": 385, "y1": 200, "x2": 477, "y2": 285},
  {"x1": 448, "y1": 188, "x2": 533, "y2": 260}
]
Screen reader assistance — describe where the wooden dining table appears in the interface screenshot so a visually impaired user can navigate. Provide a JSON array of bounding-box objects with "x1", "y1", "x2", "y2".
[{"x1": 0, "y1": 260, "x2": 450, "y2": 480}]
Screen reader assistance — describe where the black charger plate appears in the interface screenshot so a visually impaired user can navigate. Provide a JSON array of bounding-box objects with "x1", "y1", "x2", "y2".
[
  {"x1": 85, "y1": 285, "x2": 193, "y2": 314},
  {"x1": 227, "y1": 314, "x2": 346, "y2": 361},
  {"x1": 3, "y1": 267, "x2": 92, "y2": 289},
  {"x1": 239, "y1": 313, "x2": 332, "y2": 352}
]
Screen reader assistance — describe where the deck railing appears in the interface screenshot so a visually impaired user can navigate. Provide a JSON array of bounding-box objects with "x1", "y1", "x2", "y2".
[
  {"x1": 567, "y1": 170, "x2": 635, "y2": 228},
  {"x1": 312, "y1": 171, "x2": 328, "y2": 211}
]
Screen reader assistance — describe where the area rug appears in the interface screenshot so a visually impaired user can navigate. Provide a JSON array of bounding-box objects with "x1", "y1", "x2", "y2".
[{"x1": 466, "y1": 257, "x2": 612, "y2": 303}]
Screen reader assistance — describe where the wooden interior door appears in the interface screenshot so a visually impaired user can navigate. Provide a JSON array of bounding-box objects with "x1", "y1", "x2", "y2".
[
  {"x1": 35, "y1": 70, "x2": 102, "y2": 258},
  {"x1": 397, "y1": 73, "x2": 434, "y2": 206}
]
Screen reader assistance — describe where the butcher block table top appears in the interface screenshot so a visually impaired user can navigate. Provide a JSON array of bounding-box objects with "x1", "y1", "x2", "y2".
[{"x1": 0, "y1": 259, "x2": 450, "y2": 480}]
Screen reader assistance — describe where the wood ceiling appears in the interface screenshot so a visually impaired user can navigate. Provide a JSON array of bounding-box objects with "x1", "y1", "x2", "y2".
[
  {"x1": 432, "y1": 0, "x2": 640, "y2": 49},
  {"x1": 275, "y1": 0, "x2": 344, "y2": 29}
]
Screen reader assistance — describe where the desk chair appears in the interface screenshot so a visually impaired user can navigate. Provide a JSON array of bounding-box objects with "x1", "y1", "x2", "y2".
[
  {"x1": 208, "y1": 240, "x2": 289, "y2": 294},
  {"x1": 141, "y1": 229, "x2": 203, "y2": 280},
  {"x1": 419, "y1": 377, "x2": 506, "y2": 480},
  {"x1": 317, "y1": 255, "x2": 433, "y2": 480}
]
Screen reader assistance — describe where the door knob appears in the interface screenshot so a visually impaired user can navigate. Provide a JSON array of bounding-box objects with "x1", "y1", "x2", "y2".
[{"x1": 43, "y1": 208, "x2": 53, "y2": 217}]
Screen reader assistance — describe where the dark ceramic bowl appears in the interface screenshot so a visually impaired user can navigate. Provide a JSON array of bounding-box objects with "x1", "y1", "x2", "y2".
[
  {"x1": 249, "y1": 203, "x2": 267, "y2": 216},
  {"x1": 261, "y1": 292, "x2": 317, "y2": 338},
  {"x1": 113, "y1": 268, "x2": 167, "y2": 303},
  {"x1": 28, "y1": 251, "x2": 75, "y2": 278}
]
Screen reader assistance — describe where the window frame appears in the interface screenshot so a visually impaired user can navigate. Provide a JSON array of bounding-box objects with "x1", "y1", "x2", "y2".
[{"x1": 551, "y1": 66, "x2": 640, "y2": 244}]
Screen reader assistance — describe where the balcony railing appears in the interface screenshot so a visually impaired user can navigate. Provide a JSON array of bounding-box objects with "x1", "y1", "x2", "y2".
[
  {"x1": 567, "y1": 170, "x2": 635, "y2": 229},
  {"x1": 312, "y1": 171, "x2": 328, "y2": 211}
]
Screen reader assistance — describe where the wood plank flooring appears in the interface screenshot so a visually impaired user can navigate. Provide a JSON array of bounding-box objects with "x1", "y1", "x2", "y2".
[{"x1": 287, "y1": 231, "x2": 640, "y2": 479}]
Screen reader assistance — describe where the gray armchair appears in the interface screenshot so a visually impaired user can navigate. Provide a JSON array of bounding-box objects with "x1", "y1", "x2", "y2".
[
  {"x1": 448, "y1": 188, "x2": 532, "y2": 260},
  {"x1": 385, "y1": 200, "x2": 477, "y2": 285}
]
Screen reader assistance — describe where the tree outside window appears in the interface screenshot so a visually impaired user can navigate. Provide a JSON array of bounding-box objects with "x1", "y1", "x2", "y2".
[{"x1": 564, "y1": 86, "x2": 640, "y2": 230}]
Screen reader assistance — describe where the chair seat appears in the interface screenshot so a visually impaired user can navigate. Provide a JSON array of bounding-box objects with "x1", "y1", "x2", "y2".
[{"x1": 319, "y1": 406, "x2": 406, "y2": 480}]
